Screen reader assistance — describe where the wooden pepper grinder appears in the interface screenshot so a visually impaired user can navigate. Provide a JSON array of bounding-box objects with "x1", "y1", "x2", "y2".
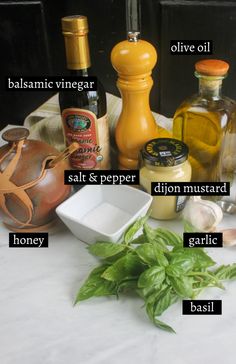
[{"x1": 111, "y1": 0, "x2": 159, "y2": 169}]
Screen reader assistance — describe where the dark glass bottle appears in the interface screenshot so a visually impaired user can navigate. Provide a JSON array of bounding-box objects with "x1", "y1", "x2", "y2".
[{"x1": 60, "y1": 15, "x2": 110, "y2": 170}]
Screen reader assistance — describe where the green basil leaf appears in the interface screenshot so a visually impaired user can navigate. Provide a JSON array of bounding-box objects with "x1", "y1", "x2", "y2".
[
  {"x1": 193, "y1": 278, "x2": 210, "y2": 291},
  {"x1": 166, "y1": 264, "x2": 185, "y2": 277},
  {"x1": 143, "y1": 224, "x2": 168, "y2": 252},
  {"x1": 102, "y1": 253, "x2": 145, "y2": 283},
  {"x1": 154, "y1": 287, "x2": 172, "y2": 316},
  {"x1": 130, "y1": 234, "x2": 147, "y2": 245},
  {"x1": 143, "y1": 282, "x2": 169, "y2": 305},
  {"x1": 124, "y1": 215, "x2": 149, "y2": 244},
  {"x1": 170, "y1": 251, "x2": 195, "y2": 273},
  {"x1": 135, "y1": 243, "x2": 157, "y2": 265},
  {"x1": 183, "y1": 219, "x2": 199, "y2": 233},
  {"x1": 170, "y1": 291, "x2": 179, "y2": 305},
  {"x1": 135, "y1": 241, "x2": 169, "y2": 267},
  {"x1": 88, "y1": 242, "x2": 126, "y2": 258},
  {"x1": 104, "y1": 250, "x2": 127, "y2": 264},
  {"x1": 170, "y1": 248, "x2": 215, "y2": 271},
  {"x1": 169, "y1": 275, "x2": 193, "y2": 298},
  {"x1": 117, "y1": 278, "x2": 138, "y2": 293},
  {"x1": 154, "y1": 228, "x2": 183, "y2": 246},
  {"x1": 165, "y1": 276, "x2": 172, "y2": 286},
  {"x1": 146, "y1": 300, "x2": 154, "y2": 321},
  {"x1": 213, "y1": 263, "x2": 236, "y2": 280},
  {"x1": 154, "y1": 247, "x2": 169, "y2": 267},
  {"x1": 138, "y1": 266, "x2": 165, "y2": 288},
  {"x1": 146, "y1": 301, "x2": 175, "y2": 333},
  {"x1": 153, "y1": 317, "x2": 176, "y2": 333},
  {"x1": 187, "y1": 249, "x2": 216, "y2": 269},
  {"x1": 137, "y1": 286, "x2": 158, "y2": 300},
  {"x1": 75, "y1": 265, "x2": 117, "y2": 303}
]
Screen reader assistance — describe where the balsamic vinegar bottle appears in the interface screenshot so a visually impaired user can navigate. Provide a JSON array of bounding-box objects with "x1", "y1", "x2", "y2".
[{"x1": 60, "y1": 15, "x2": 110, "y2": 169}]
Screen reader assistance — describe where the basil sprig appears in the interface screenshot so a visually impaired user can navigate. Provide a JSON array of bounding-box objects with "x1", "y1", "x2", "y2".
[{"x1": 75, "y1": 217, "x2": 236, "y2": 333}]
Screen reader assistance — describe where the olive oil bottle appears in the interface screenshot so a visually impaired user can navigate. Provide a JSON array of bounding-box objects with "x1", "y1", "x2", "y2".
[
  {"x1": 218, "y1": 109, "x2": 236, "y2": 212},
  {"x1": 173, "y1": 59, "x2": 236, "y2": 182}
]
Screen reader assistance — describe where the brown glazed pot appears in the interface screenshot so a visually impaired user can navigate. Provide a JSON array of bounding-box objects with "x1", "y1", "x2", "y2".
[{"x1": 0, "y1": 128, "x2": 71, "y2": 231}]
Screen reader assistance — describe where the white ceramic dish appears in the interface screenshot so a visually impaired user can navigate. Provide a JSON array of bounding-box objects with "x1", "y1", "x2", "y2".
[{"x1": 56, "y1": 185, "x2": 153, "y2": 244}]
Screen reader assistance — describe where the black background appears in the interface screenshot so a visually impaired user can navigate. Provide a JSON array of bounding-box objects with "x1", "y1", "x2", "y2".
[{"x1": 1, "y1": 0, "x2": 236, "y2": 129}]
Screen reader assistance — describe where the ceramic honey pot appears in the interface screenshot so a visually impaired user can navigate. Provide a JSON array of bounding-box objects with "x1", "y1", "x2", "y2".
[{"x1": 0, "y1": 128, "x2": 74, "y2": 232}]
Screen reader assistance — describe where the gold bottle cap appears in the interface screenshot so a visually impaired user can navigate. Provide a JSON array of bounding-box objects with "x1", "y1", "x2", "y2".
[
  {"x1": 61, "y1": 15, "x2": 89, "y2": 35},
  {"x1": 61, "y1": 15, "x2": 91, "y2": 70}
]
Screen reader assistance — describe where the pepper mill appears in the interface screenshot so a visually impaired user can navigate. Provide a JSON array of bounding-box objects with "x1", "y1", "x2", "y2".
[
  {"x1": 111, "y1": 35, "x2": 159, "y2": 169},
  {"x1": 111, "y1": 0, "x2": 162, "y2": 169}
]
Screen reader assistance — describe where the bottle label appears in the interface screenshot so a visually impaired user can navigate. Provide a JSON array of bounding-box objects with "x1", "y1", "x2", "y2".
[{"x1": 62, "y1": 108, "x2": 109, "y2": 170}]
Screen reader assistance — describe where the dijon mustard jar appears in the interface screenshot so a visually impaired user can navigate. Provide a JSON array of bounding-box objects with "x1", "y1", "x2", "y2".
[
  {"x1": 0, "y1": 127, "x2": 75, "y2": 232},
  {"x1": 139, "y1": 138, "x2": 192, "y2": 220}
]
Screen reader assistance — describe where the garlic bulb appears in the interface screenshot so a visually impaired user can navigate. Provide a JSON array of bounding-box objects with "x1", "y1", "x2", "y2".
[{"x1": 183, "y1": 196, "x2": 223, "y2": 232}]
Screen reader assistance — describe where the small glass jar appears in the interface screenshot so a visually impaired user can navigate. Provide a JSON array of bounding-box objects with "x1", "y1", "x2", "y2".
[{"x1": 140, "y1": 138, "x2": 192, "y2": 220}]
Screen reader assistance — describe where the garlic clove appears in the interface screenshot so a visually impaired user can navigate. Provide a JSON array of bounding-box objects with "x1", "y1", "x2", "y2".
[
  {"x1": 183, "y1": 196, "x2": 223, "y2": 232},
  {"x1": 220, "y1": 229, "x2": 236, "y2": 247}
]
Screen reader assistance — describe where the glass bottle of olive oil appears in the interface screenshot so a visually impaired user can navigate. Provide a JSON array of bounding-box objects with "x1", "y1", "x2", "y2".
[
  {"x1": 218, "y1": 109, "x2": 236, "y2": 212},
  {"x1": 173, "y1": 59, "x2": 236, "y2": 182}
]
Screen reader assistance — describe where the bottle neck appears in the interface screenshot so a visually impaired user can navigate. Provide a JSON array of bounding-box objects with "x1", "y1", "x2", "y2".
[
  {"x1": 69, "y1": 68, "x2": 90, "y2": 77},
  {"x1": 196, "y1": 73, "x2": 224, "y2": 99}
]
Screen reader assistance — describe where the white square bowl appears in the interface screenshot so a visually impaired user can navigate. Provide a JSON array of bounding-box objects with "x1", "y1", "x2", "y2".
[{"x1": 56, "y1": 185, "x2": 153, "y2": 244}]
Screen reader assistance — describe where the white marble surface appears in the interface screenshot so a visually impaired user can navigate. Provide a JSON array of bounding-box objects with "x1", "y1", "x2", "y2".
[{"x1": 0, "y1": 126, "x2": 236, "y2": 364}]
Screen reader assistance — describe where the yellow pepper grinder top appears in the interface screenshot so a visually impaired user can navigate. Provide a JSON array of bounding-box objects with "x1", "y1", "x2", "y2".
[{"x1": 111, "y1": 31, "x2": 159, "y2": 169}]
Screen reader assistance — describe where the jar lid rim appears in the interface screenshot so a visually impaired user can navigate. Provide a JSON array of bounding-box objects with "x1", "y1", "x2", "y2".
[
  {"x1": 2, "y1": 127, "x2": 29, "y2": 143},
  {"x1": 141, "y1": 138, "x2": 189, "y2": 167}
]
